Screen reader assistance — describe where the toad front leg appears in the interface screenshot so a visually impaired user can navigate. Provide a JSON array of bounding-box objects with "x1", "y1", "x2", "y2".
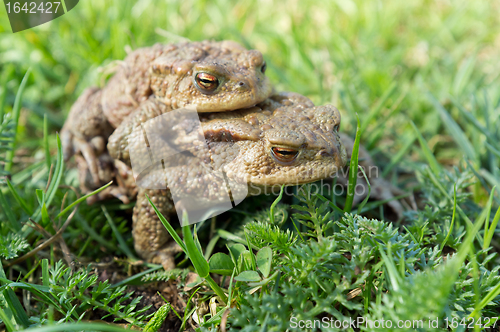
[{"x1": 133, "y1": 188, "x2": 182, "y2": 269}]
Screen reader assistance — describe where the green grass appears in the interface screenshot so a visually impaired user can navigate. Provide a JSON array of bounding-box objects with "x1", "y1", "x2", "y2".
[{"x1": 1, "y1": 0, "x2": 500, "y2": 331}]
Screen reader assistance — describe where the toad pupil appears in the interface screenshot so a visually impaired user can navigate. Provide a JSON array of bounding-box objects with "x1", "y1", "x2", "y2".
[
  {"x1": 271, "y1": 147, "x2": 299, "y2": 163},
  {"x1": 195, "y1": 73, "x2": 219, "y2": 91}
]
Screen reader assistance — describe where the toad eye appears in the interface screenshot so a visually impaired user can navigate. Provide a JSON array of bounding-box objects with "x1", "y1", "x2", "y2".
[
  {"x1": 261, "y1": 62, "x2": 267, "y2": 74},
  {"x1": 271, "y1": 147, "x2": 299, "y2": 164},
  {"x1": 195, "y1": 72, "x2": 219, "y2": 92}
]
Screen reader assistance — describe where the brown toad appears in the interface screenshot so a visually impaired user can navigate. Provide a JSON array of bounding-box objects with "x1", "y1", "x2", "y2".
[
  {"x1": 104, "y1": 92, "x2": 347, "y2": 268},
  {"x1": 61, "y1": 40, "x2": 273, "y2": 192}
]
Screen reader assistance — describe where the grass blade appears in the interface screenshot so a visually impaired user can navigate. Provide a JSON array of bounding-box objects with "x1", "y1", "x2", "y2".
[
  {"x1": 485, "y1": 142, "x2": 500, "y2": 159},
  {"x1": 43, "y1": 114, "x2": 51, "y2": 170},
  {"x1": 378, "y1": 244, "x2": 400, "y2": 291},
  {"x1": 0, "y1": 190, "x2": 20, "y2": 231},
  {"x1": 381, "y1": 133, "x2": 416, "y2": 178},
  {"x1": 428, "y1": 92, "x2": 477, "y2": 163},
  {"x1": 482, "y1": 186, "x2": 496, "y2": 250},
  {"x1": 269, "y1": 185, "x2": 284, "y2": 224},
  {"x1": 5, "y1": 68, "x2": 31, "y2": 173},
  {"x1": 182, "y1": 217, "x2": 228, "y2": 304},
  {"x1": 44, "y1": 133, "x2": 64, "y2": 210},
  {"x1": 344, "y1": 114, "x2": 361, "y2": 213},
  {"x1": 0, "y1": 67, "x2": 14, "y2": 123},
  {"x1": 0, "y1": 261, "x2": 29, "y2": 329},
  {"x1": 469, "y1": 281, "x2": 500, "y2": 319},
  {"x1": 204, "y1": 234, "x2": 220, "y2": 260},
  {"x1": 425, "y1": 168, "x2": 476, "y2": 233},
  {"x1": 182, "y1": 219, "x2": 209, "y2": 278},
  {"x1": 77, "y1": 215, "x2": 119, "y2": 252},
  {"x1": 5, "y1": 178, "x2": 33, "y2": 215},
  {"x1": 356, "y1": 193, "x2": 411, "y2": 214},
  {"x1": 112, "y1": 265, "x2": 163, "y2": 288},
  {"x1": 452, "y1": 56, "x2": 475, "y2": 96},
  {"x1": 315, "y1": 193, "x2": 344, "y2": 214},
  {"x1": 410, "y1": 121, "x2": 441, "y2": 175},
  {"x1": 0, "y1": 260, "x2": 16, "y2": 332},
  {"x1": 41, "y1": 259, "x2": 49, "y2": 287},
  {"x1": 440, "y1": 186, "x2": 457, "y2": 253},
  {"x1": 146, "y1": 194, "x2": 187, "y2": 253},
  {"x1": 360, "y1": 82, "x2": 396, "y2": 135},
  {"x1": 0, "y1": 307, "x2": 15, "y2": 332},
  {"x1": 355, "y1": 166, "x2": 371, "y2": 215},
  {"x1": 55, "y1": 181, "x2": 113, "y2": 219},
  {"x1": 102, "y1": 205, "x2": 138, "y2": 260},
  {"x1": 450, "y1": 96, "x2": 500, "y2": 151},
  {"x1": 0, "y1": 71, "x2": 9, "y2": 122},
  {"x1": 483, "y1": 205, "x2": 500, "y2": 251}
]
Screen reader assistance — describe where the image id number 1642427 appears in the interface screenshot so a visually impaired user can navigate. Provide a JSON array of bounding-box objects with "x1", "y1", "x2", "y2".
[
  {"x1": 5, "y1": 2, "x2": 61, "y2": 14},
  {"x1": 444, "y1": 317, "x2": 498, "y2": 329}
]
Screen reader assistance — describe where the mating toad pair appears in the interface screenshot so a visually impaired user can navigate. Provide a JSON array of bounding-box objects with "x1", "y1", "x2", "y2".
[{"x1": 61, "y1": 40, "x2": 396, "y2": 268}]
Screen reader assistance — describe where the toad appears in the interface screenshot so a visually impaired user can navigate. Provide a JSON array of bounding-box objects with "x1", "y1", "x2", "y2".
[
  {"x1": 103, "y1": 92, "x2": 347, "y2": 268},
  {"x1": 61, "y1": 40, "x2": 273, "y2": 194}
]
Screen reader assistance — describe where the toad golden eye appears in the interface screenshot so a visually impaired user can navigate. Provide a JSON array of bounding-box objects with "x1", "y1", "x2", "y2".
[
  {"x1": 271, "y1": 147, "x2": 299, "y2": 163},
  {"x1": 195, "y1": 72, "x2": 219, "y2": 92}
]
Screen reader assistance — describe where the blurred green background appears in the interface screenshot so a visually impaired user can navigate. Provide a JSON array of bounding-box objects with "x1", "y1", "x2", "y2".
[{"x1": 1, "y1": 0, "x2": 499, "y2": 165}]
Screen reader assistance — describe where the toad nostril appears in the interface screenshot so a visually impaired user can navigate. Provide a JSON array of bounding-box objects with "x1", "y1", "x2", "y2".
[{"x1": 236, "y1": 81, "x2": 248, "y2": 90}]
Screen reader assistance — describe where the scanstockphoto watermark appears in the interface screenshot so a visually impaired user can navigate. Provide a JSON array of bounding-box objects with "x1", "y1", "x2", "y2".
[
  {"x1": 127, "y1": 109, "x2": 379, "y2": 226},
  {"x1": 290, "y1": 317, "x2": 500, "y2": 329},
  {"x1": 290, "y1": 316, "x2": 428, "y2": 329}
]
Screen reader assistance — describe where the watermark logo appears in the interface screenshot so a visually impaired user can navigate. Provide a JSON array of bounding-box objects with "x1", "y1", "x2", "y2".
[
  {"x1": 4, "y1": 0, "x2": 79, "y2": 33},
  {"x1": 129, "y1": 108, "x2": 248, "y2": 226}
]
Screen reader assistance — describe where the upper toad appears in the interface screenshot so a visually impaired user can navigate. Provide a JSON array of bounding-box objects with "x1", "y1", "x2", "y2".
[{"x1": 61, "y1": 40, "x2": 273, "y2": 188}]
